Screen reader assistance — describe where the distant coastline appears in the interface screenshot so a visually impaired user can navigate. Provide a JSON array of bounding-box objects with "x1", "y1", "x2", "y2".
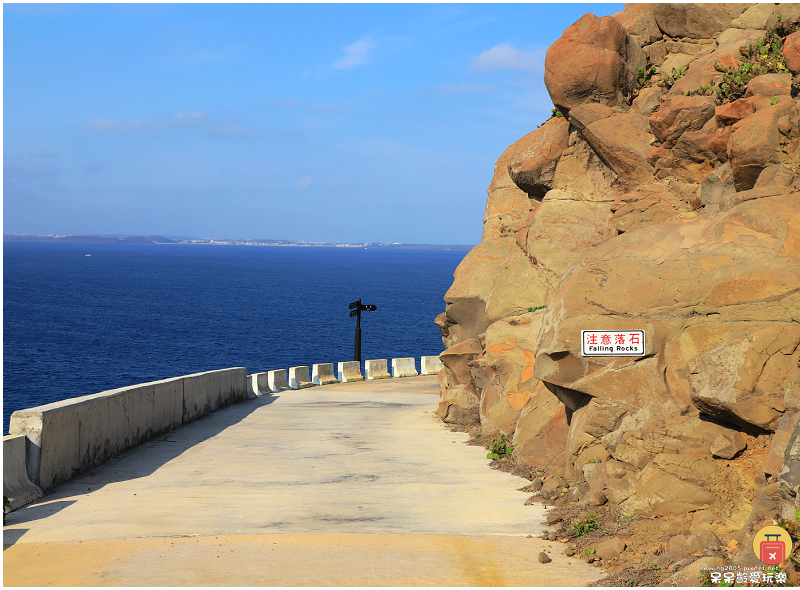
[{"x1": 3, "y1": 234, "x2": 474, "y2": 251}]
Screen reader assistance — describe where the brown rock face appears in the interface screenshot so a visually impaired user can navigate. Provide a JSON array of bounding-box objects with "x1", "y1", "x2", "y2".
[
  {"x1": 544, "y1": 13, "x2": 645, "y2": 115},
  {"x1": 483, "y1": 141, "x2": 536, "y2": 241},
  {"x1": 507, "y1": 117, "x2": 570, "y2": 199},
  {"x1": 569, "y1": 105, "x2": 656, "y2": 186},
  {"x1": 435, "y1": 1, "x2": 800, "y2": 558},
  {"x1": 649, "y1": 95, "x2": 716, "y2": 148},
  {"x1": 729, "y1": 101, "x2": 793, "y2": 190},
  {"x1": 651, "y1": 4, "x2": 741, "y2": 39},
  {"x1": 784, "y1": 30, "x2": 800, "y2": 75},
  {"x1": 535, "y1": 194, "x2": 800, "y2": 404},
  {"x1": 613, "y1": 3, "x2": 662, "y2": 46}
]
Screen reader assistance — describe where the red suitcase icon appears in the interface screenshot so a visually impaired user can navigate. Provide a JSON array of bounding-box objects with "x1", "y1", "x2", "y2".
[{"x1": 760, "y1": 534, "x2": 786, "y2": 564}]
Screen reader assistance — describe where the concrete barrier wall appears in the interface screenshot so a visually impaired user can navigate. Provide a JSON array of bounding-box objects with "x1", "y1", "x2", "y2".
[
  {"x1": 392, "y1": 357, "x2": 419, "y2": 378},
  {"x1": 421, "y1": 356, "x2": 444, "y2": 375},
  {"x1": 5, "y1": 356, "x2": 442, "y2": 499},
  {"x1": 338, "y1": 361, "x2": 364, "y2": 382},
  {"x1": 8, "y1": 368, "x2": 247, "y2": 493},
  {"x1": 3, "y1": 434, "x2": 43, "y2": 510},
  {"x1": 268, "y1": 369, "x2": 289, "y2": 392},
  {"x1": 365, "y1": 359, "x2": 392, "y2": 380},
  {"x1": 312, "y1": 363, "x2": 338, "y2": 386},
  {"x1": 289, "y1": 366, "x2": 314, "y2": 389}
]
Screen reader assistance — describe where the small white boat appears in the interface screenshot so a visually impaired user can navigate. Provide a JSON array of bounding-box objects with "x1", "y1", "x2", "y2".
[{"x1": 85, "y1": 254, "x2": 92, "y2": 257}]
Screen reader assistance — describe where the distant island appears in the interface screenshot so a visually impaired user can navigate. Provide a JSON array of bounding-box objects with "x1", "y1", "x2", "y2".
[{"x1": 3, "y1": 234, "x2": 473, "y2": 250}]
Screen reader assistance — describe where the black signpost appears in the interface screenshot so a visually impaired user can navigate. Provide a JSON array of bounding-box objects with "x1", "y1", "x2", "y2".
[{"x1": 349, "y1": 298, "x2": 377, "y2": 362}]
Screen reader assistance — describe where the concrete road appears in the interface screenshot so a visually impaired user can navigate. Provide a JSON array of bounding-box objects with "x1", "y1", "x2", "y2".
[{"x1": 4, "y1": 376, "x2": 602, "y2": 586}]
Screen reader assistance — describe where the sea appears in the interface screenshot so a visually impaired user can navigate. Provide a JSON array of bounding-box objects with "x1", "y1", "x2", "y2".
[{"x1": 3, "y1": 242, "x2": 468, "y2": 434}]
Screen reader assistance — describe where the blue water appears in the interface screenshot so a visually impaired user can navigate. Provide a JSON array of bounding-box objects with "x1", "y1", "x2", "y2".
[{"x1": 3, "y1": 242, "x2": 466, "y2": 434}]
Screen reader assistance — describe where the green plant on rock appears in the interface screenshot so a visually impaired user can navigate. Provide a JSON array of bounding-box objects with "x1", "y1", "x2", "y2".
[
  {"x1": 551, "y1": 108, "x2": 564, "y2": 118},
  {"x1": 569, "y1": 513, "x2": 600, "y2": 537},
  {"x1": 712, "y1": 25, "x2": 793, "y2": 104},
  {"x1": 636, "y1": 66, "x2": 657, "y2": 87},
  {"x1": 616, "y1": 512, "x2": 637, "y2": 526},
  {"x1": 487, "y1": 433, "x2": 515, "y2": 460},
  {"x1": 584, "y1": 458, "x2": 601, "y2": 464},
  {"x1": 527, "y1": 305, "x2": 546, "y2": 312},
  {"x1": 684, "y1": 83, "x2": 714, "y2": 97},
  {"x1": 772, "y1": 95, "x2": 780, "y2": 105},
  {"x1": 667, "y1": 65, "x2": 688, "y2": 87}
]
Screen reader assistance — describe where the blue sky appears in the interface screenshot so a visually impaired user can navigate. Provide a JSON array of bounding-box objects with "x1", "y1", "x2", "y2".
[{"x1": 4, "y1": 3, "x2": 623, "y2": 244}]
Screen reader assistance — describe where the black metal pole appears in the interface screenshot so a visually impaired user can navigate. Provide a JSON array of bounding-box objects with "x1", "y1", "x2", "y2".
[{"x1": 354, "y1": 298, "x2": 361, "y2": 362}]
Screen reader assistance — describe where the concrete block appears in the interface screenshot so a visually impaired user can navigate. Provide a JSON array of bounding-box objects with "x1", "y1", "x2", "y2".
[
  {"x1": 289, "y1": 366, "x2": 314, "y2": 389},
  {"x1": 267, "y1": 369, "x2": 290, "y2": 392},
  {"x1": 365, "y1": 359, "x2": 392, "y2": 380},
  {"x1": 3, "y1": 434, "x2": 43, "y2": 511},
  {"x1": 312, "y1": 363, "x2": 338, "y2": 386},
  {"x1": 338, "y1": 361, "x2": 364, "y2": 382},
  {"x1": 9, "y1": 367, "x2": 247, "y2": 492},
  {"x1": 247, "y1": 373, "x2": 271, "y2": 398},
  {"x1": 421, "y1": 355, "x2": 444, "y2": 375},
  {"x1": 392, "y1": 357, "x2": 419, "y2": 378}
]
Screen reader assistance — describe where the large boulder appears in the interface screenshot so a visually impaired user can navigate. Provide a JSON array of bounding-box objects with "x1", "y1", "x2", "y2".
[
  {"x1": 649, "y1": 95, "x2": 716, "y2": 148},
  {"x1": 651, "y1": 4, "x2": 743, "y2": 40},
  {"x1": 544, "y1": 13, "x2": 646, "y2": 115},
  {"x1": 784, "y1": 30, "x2": 800, "y2": 75},
  {"x1": 612, "y1": 3, "x2": 662, "y2": 47},
  {"x1": 688, "y1": 326, "x2": 800, "y2": 432},
  {"x1": 507, "y1": 117, "x2": 571, "y2": 199},
  {"x1": 569, "y1": 104, "x2": 656, "y2": 186},
  {"x1": 729, "y1": 101, "x2": 794, "y2": 191}
]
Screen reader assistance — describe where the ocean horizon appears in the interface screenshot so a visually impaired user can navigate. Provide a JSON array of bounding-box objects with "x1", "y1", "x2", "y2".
[{"x1": 3, "y1": 241, "x2": 467, "y2": 434}]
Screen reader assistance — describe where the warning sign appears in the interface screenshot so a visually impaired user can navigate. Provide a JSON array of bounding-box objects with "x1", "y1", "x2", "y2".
[{"x1": 581, "y1": 330, "x2": 645, "y2": 357}]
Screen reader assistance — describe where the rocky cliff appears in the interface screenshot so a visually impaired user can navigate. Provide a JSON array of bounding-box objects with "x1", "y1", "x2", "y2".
[{"x1": 436, "y1": 3, "x2": 800, "y2": 583}]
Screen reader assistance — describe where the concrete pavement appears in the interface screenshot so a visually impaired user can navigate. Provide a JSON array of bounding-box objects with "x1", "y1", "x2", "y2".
[{"x1": 4, "y1": 376, "x2": 602, "y2": 586}]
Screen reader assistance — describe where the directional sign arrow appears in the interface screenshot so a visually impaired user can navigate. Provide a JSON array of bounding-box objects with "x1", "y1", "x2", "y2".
[
  {"x1": 362, "y1": 305, "x2": 377, "y2": 311},
  {"x1": 349, "y1": 309, "x2": 359, "y2": 317},
  {"x1": 348, "y1": 300, "x2": 360, "y2": 310}
]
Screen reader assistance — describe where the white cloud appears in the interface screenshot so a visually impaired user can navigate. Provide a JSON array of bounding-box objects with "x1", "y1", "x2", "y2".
[
  {"x1": 333, "y1": 35, "x2": 377, "y2": 69},
  {"x1": 84, "y1": 110, "x2": 300, "y2": 140},
  {"x1": 295, "y1": 176, "x2": 315, "y2": 189},
  {"x1": 470, "y1": 43, "x2": 546, "y2": 73}
]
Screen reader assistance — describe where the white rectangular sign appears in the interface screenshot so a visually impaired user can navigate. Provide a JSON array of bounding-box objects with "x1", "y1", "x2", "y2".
[{"x1": 581, "y1": 330, "x2": 645, "y2": 357}]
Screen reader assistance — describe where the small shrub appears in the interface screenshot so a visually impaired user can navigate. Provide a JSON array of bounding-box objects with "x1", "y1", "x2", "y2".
[
  {"x1": 667, "y1": 65, "x2": 688, "y2": 87},
  {"x1": 584, "y1": 458, "x2": 601, "y2": 464},
  {"x1": 635, "y1": 65, "x2": 657, "y2": 87},
  {"x1": 771, "y1": 95, "x2": 779, "y2": 105},
  {"x1": 487, "y1": 433, "x2": 514, "y2": 460},
  {"x1": 616, "y1": 512, "x2": 636, "y2": 526},
  {"x1": 569, "y1": 513, "x2": 600, "y2": 537},
  {"x1": 527, "y1": 305, "x2": 546, "y2": 312},
  {"x1": 551, "y1": 108, "x2": 563, "y2": 118},
  {"x1": 710, "y1": 22, "x2": 797, "y2": 104}
]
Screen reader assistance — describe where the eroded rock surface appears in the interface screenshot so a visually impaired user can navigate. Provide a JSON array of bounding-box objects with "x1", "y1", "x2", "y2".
[{"x1": 435, "y1": 2, "x2": 800, "y2": 582}]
